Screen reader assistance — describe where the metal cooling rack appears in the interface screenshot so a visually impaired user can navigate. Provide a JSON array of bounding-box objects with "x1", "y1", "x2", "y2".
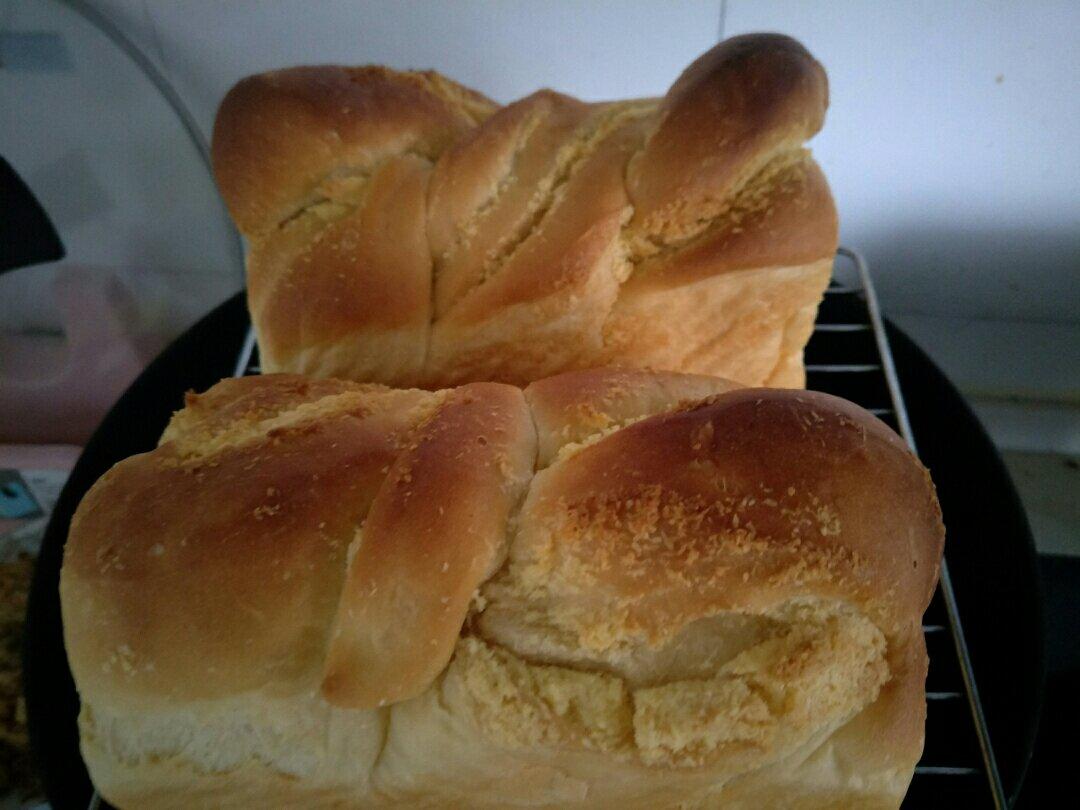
[
  {"x1": 809, "y1": 248, "x2": 1005, "y2": 808},
  {"x1": 90, "y1": 249, "x2": 1003, "y2": 810}
]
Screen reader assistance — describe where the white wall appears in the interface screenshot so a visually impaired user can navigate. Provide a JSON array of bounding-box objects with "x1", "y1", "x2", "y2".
[
  {"x1": 21, "y1": 0, "x2": 1080, "y2": 450},
  {"x1": 721, "y1": 0, "x2": 1080, "y2": 453},
  {"x1": 93, "y1": 0, "x2": 720, "y2": 130},
  {"x1": 726, "y1": 0, "x2": 1080, "y2": 324}
]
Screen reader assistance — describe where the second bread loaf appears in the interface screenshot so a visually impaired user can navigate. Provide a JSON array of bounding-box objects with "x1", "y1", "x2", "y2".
[{"x1": 212, "y1": 34, "x2": 838, "y2": 389}]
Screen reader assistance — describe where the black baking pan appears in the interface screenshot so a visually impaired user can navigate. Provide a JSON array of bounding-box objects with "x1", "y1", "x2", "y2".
[
  {"x1": 23, "y1": 292, "x2": 1043, "y2": 808},
  {"x1": 886, "y1": 323, "x2": 1043, "y2": 804}
]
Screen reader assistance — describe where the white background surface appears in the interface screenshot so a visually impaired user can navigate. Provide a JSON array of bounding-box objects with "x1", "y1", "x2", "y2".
[{"x1": 5, "y1": 0, "x2": 1079, "y2": 456}]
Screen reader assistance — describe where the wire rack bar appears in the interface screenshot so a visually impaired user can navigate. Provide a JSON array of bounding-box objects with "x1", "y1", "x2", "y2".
[{"x1": 840, "y1": 246, "x2": 1006, "y2": 809}]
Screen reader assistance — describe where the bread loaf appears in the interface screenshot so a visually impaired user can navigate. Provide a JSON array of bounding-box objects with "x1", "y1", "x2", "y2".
[
  {"x1": 212, "y1": 34, "x2": 838, "y2": 389},
  {"x1": 62, "y1": 369, "x2": 942, "y2": 808}
]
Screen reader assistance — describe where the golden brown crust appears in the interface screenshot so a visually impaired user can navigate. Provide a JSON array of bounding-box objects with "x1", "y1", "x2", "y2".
[
  {"x1": 627, "y1": 156, "x2": 838, "y2": 290},
  {"x1": 212, "y1": 66, "x2": 495, "y2": 235},
  {"x1": 524, "y1": 367, "x2": 744, "y2": 467},
  {"x1": 250, "y1": 153, "x2": 435, "y2": 384},
  {"x1": 62, "y1": 369, "x2": 942, "y2": 807},
  {"x1": 63, "y1": 376, "x2": 437, "y2": 708},
  {"x1": 322, "y1": 382, "x2": 536, "y2": 708},
  {"x1": 424, "y1": 105, "x2": 642, "y2": 388},
  {"x1": 603, "y1": 257, "x2": 834, "y2": 390},
  {"x1": 625, "y1": 34, "x2": 829, "y2": 249},
  {"x1": 427, "y1": 91, "x2": 594, "y2": 318},
  {"x1": 501, "y1": 387, "x2": 940, "y2": 645},
  {"x1": 212, "y1": 35, "x2": 838, "y2": 390}
]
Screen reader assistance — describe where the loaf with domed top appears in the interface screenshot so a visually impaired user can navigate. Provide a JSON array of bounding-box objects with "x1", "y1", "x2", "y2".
[{"x1": 62, "y1": 368, "x2": 942, "y2": 808}]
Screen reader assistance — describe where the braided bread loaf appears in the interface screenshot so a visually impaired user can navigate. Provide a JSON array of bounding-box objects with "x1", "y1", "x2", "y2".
[
  {"x1": 212, "y1": 34, "x2": 837, "y2": 389},
  {"x1": 62, "y1": 369, "x2": 942, "y2": 808}
]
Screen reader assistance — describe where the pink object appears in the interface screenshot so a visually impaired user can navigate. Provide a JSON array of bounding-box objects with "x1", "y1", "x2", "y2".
[{"x1": 0, "y1": 268, "x2": 150, "y2": 444}]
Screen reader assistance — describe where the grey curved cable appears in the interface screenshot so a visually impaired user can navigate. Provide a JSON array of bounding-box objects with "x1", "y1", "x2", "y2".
[
  {"x1": 59, "y1": 0, "x2": 245, "y2": 286},
  {"x1": 28, "y1": 6, "x2": 245, "y2": 808}
]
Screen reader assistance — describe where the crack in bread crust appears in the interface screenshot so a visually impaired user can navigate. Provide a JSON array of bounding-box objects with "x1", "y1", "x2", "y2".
[
  {"x1": 458, "y1": 101, "x2": 657, "y2": 302},
  {"x1": 457, "y1": 597, "x2": 887, "y2": 773}
]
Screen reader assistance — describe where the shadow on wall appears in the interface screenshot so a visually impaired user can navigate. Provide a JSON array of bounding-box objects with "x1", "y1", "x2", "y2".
[{"x1": 860, "y1": 226, "x2": 1080, "y2": 323}]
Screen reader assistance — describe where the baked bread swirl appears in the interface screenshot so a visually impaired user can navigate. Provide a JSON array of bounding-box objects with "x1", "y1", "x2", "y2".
[
  {"x1": 212, "y1": 34, "x2": 838, "y2": 389},
  {"x1": 61, "y1": 369, "x2": 942, "y2": 808}
]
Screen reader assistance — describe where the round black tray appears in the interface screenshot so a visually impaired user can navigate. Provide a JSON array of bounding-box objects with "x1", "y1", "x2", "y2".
[{"x1": 23, "y1": 293, "x2": 1043, "y2": 808}]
